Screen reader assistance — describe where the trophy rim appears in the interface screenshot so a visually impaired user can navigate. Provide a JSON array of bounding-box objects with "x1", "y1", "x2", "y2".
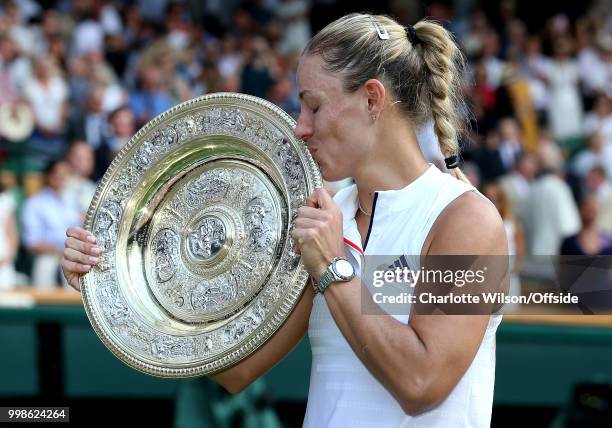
[{"x1": 80, "y1": 92, "x2": 321, "y2": 378}]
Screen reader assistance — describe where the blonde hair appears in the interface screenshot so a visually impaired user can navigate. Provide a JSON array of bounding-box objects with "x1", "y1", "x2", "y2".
[{"x1": 303, "y1": 13, "x2": 470, "y2": 183}]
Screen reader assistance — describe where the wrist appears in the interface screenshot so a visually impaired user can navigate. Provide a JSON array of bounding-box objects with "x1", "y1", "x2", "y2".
[
  {"x1": 313, "y1": 256, "x2": 355, "y2": 294},
  {"x1": 312, "y1": 265, "x2": 327, "y2": 285}
]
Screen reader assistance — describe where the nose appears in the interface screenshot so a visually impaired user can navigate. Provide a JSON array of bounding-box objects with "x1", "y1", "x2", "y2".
[{"x1": 294, "y1": 112, "x2": 313, "y2": 141}]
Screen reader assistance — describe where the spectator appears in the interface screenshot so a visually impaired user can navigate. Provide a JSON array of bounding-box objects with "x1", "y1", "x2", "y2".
[
  {"x1": 480, "y1": 29, "x2": 505, "y2": 90},
  {"x1": 545, "y1": 37, "x2": 584, "y2": 143},
  {"x1": 0, "y1": 34, "x2": 32, "y2": 95},
  {"x1": 499, "y1": 151, "x2": 538, "y2": 222},
  {"x1": 94, "y1": 105, "x2": 135, "y2": 180},
  {"x1": 0, "y1": 36, "x2": 19, "y2": 105},
  {"x1": 584, "y1": 94, "x2": 612, "y2": 145},
  {"x1": 217, "y1": 35, "x2": 242, "y2": 80},
  {"x1": 471, "y1": 60, "x2": 497, "y2": 133},
  {"x1": 128, "y1": 67, "x2": 173, "y2": 127},
  {"x1": 0, "y1": 186, "x2": 18, "y2": 289},
  {"x1": 497, "y1": 117, "x2": 523, "y2": 171},
  {"x1": 584, "y1": 166, "x2": 612, "y2": 234},
  {"x1": 560, "y1": 192, "x2": 612, "y2": 255},
  {"x1": 71, "y1": 3, "x2": 105, "y2": 57},
  {"x1": 572, "y1": 133, "x2": 606, "y2": 178},
  {"x1": 240, "y1": 36, "x2": 277, "y2": 99},
  {"x1": 525, "y1": 140, "x2": 581, "y2": 255},
  {"x1": 64, "y1": 141, "x2": 97, "y2": 219},
  {"x1": 23, "y1": 56, "x2": 68, "y2": 169},
  {"x1": 85, "y1": 50, "x2": 127, "y2": 113},
  {"x1": 461, "y1": 10, "x2": 490, "y2": 59},
  {"x1": 473, "y1": 129, "x2": 507, "y2": 181},
  {"x1": 22, "y1": 159, "x2": 80, "y2": 288},
  {"x1": 482, "y1": 181, "x2": 525, "y2": 299},
  {"x1": 578, "y1": 29, "x2": 612, "y2": 102},
  {"x1": 68, "y1": 85, "x2": 107, "y2": 150},
  {"x1": 268, "y1": 75, "x2": 300, "y2": 116},
  {"x1": 275, "y1": 0, "x2": 311, "y2": 55},
  {"x1": 521, "y1": 35, "x2": 551, "y2": 125},
  {"x1": 66, "y1": 56, "x2": 91, "y2": 113}
]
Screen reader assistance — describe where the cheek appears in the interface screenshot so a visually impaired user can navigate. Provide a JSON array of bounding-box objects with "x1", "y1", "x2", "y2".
[
  {"x1": 314, "y1": 102, "x2": 369, "y2": 177},
  {"x1": 325, "y1": 106, "x2": 364, "y2": 151}
]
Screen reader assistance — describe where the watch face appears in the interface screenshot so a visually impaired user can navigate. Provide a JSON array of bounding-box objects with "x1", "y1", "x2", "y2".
[{"x1": 334, "y1": 259, "x2": 354, "y2": 279}]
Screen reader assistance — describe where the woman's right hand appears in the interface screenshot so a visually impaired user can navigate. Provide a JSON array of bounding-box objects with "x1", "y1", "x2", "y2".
[{"x1": 62, "y1": 226, "x2": 101, "y2": 292}]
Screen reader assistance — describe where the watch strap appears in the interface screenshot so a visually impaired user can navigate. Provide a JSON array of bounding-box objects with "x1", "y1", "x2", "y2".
[
  {"x1": 314, "y1": 257, "x2": 354, "y2": 294},
  {"x1": 316, "y1": 268, "x2": 336, "y2": 294}
]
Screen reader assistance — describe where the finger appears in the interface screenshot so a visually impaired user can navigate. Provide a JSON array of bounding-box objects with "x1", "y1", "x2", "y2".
[
  {"x1": 62, "y1": 258, "x2": 92, "y2": 273},
  {"x1": 64, "y1": 247, "x2": 99, "y2": 266},
  {"x1": 297, "y1": 206, "x2": 327, "y2": 221},
  {"x1": 314, "y1": 187, "x2": 333, "y2": 210},
  {"x1": 66, "y1": 226, "x2": 96, "y2": 244},
  {"x1": 294, "y1": 217, "x2": 320, "y2": 229},
  {"x1": 305, "y1": 193, "x2": 318, "y2": 208},
  {"x1": 65, "y1": 236, "x2": 101, "y2": 256},
  {"x1": 291, "y1": 228, "x2": 314, "y2": 243}
]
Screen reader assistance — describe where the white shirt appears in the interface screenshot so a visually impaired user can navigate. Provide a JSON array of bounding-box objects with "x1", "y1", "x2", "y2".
[
  {"x1": 525, "y1": 174, "x2": 581, "y2": 255},
  {"x1": 23, "y1": 76, "x2": 68, "y2": 131},
  {"x1": 303, "y1": 165, "x2": 502, "y2": 428}
]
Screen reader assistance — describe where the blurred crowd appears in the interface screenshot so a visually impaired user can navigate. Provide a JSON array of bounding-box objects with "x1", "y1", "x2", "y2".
[{"x1": 0, "y1": 0, "x2": 610, "y2": 289}]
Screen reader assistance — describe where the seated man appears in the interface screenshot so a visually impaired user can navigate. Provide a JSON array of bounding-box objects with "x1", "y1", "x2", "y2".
[{"x1": 22, "y1": 159, "x2": 81, "y2": 289}]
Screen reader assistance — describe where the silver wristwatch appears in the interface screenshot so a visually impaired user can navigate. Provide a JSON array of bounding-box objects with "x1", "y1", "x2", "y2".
[{"x1": 314, "y1": 257, "x2": 355, "y2": 294}]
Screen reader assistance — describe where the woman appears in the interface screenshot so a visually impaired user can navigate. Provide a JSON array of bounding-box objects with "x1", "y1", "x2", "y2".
[
  {"x1": 561, "y1": 192, "x2": 612, "y2": 256},
  {"x1": 544, "y1": 36, "x2": 584, "y2": 143},
  {"x1": 62, "y1": 14, "x2": 506, "y2": 427},
  {"x1": 482, "y1": 181, "x2": 525, "y2": 302},
  {"x1": 559, "y1": 192, "x2": 612, "y2": 310},
  {"x1": 0, "y1": 186, "x2": 18, "y2": 289}
]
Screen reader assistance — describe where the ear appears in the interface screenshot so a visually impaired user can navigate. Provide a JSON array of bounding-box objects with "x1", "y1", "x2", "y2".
[{"x1": 363, "y1": 79, "x2": 386, "y2": 117}]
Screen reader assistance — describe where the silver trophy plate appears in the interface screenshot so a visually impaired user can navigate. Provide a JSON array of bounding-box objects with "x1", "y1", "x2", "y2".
[{"x1": 81, "y1": 93, "x2": 321, "y2": 378}]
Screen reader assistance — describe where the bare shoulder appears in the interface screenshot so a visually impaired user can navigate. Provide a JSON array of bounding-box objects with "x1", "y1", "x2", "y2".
[{"x1": 425, "y1": 191, "x2": 507, "y2": 256}]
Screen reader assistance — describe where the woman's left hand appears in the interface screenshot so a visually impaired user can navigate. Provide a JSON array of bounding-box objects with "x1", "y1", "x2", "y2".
[{"x1": 291, "y1": 188, "x2": 346, "y2": 283}]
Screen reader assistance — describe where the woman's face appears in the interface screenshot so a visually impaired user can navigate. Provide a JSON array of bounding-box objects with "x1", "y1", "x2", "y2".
[
  {"x1": 580, "y1": 196, "x2": 599, "y2": 225},
  {"x1": 294, "y1": 55, "x2": 372, "y2": 181}
]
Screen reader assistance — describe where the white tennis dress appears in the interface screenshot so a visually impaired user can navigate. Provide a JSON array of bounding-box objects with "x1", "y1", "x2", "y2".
[{"x1": 303, "y1": 164, "x2": 502, "y2": 428}]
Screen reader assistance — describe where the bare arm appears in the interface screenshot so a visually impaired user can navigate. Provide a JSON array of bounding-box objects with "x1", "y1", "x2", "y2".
[
  {"x1": 0, "y1": 214, "x2": 18, "y2": 265},
  {"x1": 62, "y1": 226, "x2": 315, "y2": 393},
  {"x1": 211, "y1": 285, "x2": 314, "y2": 393},
  {"x1": 29, "y1": 242, "x2": 62, "y2": 255},
  {"x1": 322, "y1": 192, "x2": 507, "y2": 415}
]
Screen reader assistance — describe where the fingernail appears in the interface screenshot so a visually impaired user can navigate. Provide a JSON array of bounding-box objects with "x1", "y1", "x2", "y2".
[
  {"x1": 82, "y1": 264, "x2": 91, "y2": 270},
  {"x1": 91, "y1": 247, "x2": 101, "y2": 255},
  {"x1": 89, "y1": 256, "x2": 99, "y2": 264},
  {"x1": 87, "y1": 235, "x2": 96, "y2": 243}
]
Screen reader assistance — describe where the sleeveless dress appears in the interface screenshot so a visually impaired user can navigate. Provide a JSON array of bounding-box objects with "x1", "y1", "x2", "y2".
[{"x1": 303, "y1": 164, "x2": 502, "y2": 428}]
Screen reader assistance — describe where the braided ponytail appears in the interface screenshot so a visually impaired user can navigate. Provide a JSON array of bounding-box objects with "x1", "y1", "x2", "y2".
[{"x1": 413, "y1": 21, "x2": 470, "y2": 183}]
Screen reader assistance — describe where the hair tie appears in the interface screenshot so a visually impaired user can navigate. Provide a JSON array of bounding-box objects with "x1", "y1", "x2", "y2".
[
  {"x1": 444, "y1": 154, "x2": 459, "y2": 169},
  {"x1": 404, "y1": 24, "x2": 422, "y2": 46}
]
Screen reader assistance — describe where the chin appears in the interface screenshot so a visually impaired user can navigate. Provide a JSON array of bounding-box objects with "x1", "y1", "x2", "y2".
[
  {"x1": 317, "y1": 158, "x2": 350, "y2": 182},
  {"x1": 322, "y1": 170, "x2": 349, "y2": 183}
]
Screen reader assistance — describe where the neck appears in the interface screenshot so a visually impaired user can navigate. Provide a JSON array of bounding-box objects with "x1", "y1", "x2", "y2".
[
  {"x1": 581, "y1": 223, "x2": 597, "y2": 233},
  {"x1": 353, "y1": 116, "x2": 429, "y2": 214}
]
